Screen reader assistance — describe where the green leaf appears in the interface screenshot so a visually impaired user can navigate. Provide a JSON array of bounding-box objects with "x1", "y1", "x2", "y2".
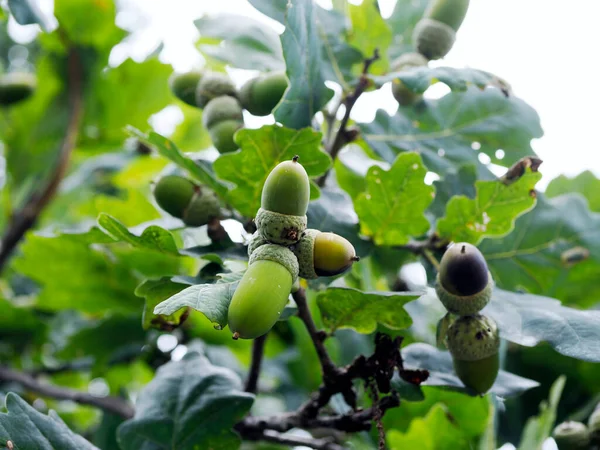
[
  {"x1": 316, "y1": 287, "x2": 419, "y2": 334},
  {"x1": 518, "y1": 376, "x2": 566, "y2": 450},
  {"x1": 386, "y1": 0, "x2": 429, "y2": 60},
  {"x1": 360, "y1": 87, "x2": 543, "y2": 174},
  {"x1": 169, "y1": 106, "x2": 212, "y2": 153},
  {"x1": 546, "y1": 170, "x2": 600, "y2": 212},
  {"x1": 0, "y1": 393, "x2": 98, "y2": 449},
  {"x1": 354, "y1": 152, "x2": 434, "y2": 246},
  {"x1": 153, "y1": 272, "x2": 245, "y2": 329},
  {"x1": 335, "y1": 143, "x2": 389, "y2": 200},
  {"x1": 98, "y1": 214, "x2": 180, "y2": 255},
  {"x1": 436, "y1": 168, "x2": 542, "y2": 244},
  {"x1": 402, "y1": 343, "x2": 539, "y2": 398},
  {"x1": 247, "y1": 0, "x2": 286, "y2": 23},
  {"x1": 135, "y1": 278, "x2": 188, "y2": 330},
  {"x1": 429, "y1": 163, "x2": 479, "y2": 218},
  {"x1": 117, "y1": 352, "x2": 254, "y2": 450},
  {"x1": 274, "y1": 0, "x2": 334, "y2": 129},
  {"x1": 7, "y1": 0, "x2": 52, "y2": 30},
  {"x1": 213, "y1": 125, "x2": 331, "y2": 217},
  {"x1": 195, "y1": 14, "x2": 284, "y2": 71},
  {"x1": 481, "y1": 194, "x2": 600, "y2": 307},
  {"x1": 348, "y1": 0, "x2": 391, "y2": 74}
]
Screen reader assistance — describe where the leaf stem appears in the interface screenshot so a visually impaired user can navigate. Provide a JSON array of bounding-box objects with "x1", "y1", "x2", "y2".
[{"x1": 244, "y1": 333, "x2": 268, "y2": 394}]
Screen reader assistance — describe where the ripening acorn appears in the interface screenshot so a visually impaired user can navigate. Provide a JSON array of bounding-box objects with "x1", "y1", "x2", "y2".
[
  {"x1": 435, "y1": 242, "x2": 493, "y2": 316},
  {"x1": 153, "y1": 175, "x2": 221, "y2": 226},
  {"x1": 413, "y1": 0, "x2": 470, "y2": 60},
  {"x1": 446, "y1": 314, "x2": 499, "y2": 394},
  {"x1": 255, "y1": 156, "x2": 309, "y2": 245},
  {"x1": 239, "y1": 71, "x2": 288, "y2": 116},
  {"x1": 208, "y1": 119, "x2": 244, "y2": 154},
  {"x1": 0, "y1": 72, "x2": 36, "y2": 107},
  {"x1": 588, "y1": 405, "x2": 600, "y2": 445},
  {"x1": 169, "y1": 71, "x2": 203, "y2": 107},
  {"x1": 292, "y1": 229, "x2": 358, "y2": 279},
  {"x1": 228, "y1": 244, "x2": 299, "y2": 340},
  {"x1": 195, "y1": 71, "x2": 237, "y2": 109},
  {"x1": 202, "y1": 96, "x2": 244, "y2": 129},
  {"x1": 390, "y1": 52, "x2": 428, "y2": 106},
  {"x1": 552, "y1": 421, "x2": 590, "y2": 450}
]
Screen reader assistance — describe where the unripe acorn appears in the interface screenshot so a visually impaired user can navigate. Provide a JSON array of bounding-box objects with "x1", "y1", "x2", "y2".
[
  {"x1": 413, "y1": 18, "x2": 456, "y2": 60},
  {"x1": 169, "y1": 71, "x2": 203, "y2": 107},
  {"x1": 255, "y1": 156, "x2": 309, "y2": 245},
  {"x1": 202, "y1": 96, "x2": 244, "y2": 129},
  {"x1": 153, "y1": 175, "x2": 221, "y2": 227},
  {"x1": 228, "y1": 244, "x2": 299, "y2": 339},
  {"x1": 0, "y1": 72, "x2": 36, "y2": 106},
  {"x1": 435, "y1": 242, "x2": 493, "y2": 315},
  {"x1": 425, "y1": 0, "x2": 470, "y2": 31},
  {"x1": 588, "y1": 405, "x2": 600, "y2": 444},
  {"x1": 446, "y1": 314, "x2": 499, "y2": 394},
  {"x1": 292, "y1": 229, "x2": 358, "y2": 279},
  {"x1": 240, "y1": 71, "x2": 288, "y2": 116},
  {"x1": 552, "y1": 422, "x2": 590, "y2": 450},
  {"x1": 195, "y1": 71, "x2": 237, "y2": 109},
  {"x1": 208, "y1": 119, "x2": 244, "y2": 154},
  {"x1": 390, "y1": 52, "x2": 429, "y2": 106}
]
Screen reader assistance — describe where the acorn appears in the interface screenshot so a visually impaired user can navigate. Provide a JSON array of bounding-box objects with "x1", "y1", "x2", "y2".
[
  {"x1": 208, "y1": 119, "x2": 244, "y2": 154},
  {"x1": 169, "y1": 70, "x2": 203, "y2": 107},
  {"x1": 292, "y1": 229, "x2": 358, "y2": 279},
  {"x1": 0, "y1": 72, "x2": 36, "y2": 107},
  {"x1": 255, "y1": 156, "x2": 309, "y2": 245},
  {"x1": 228, "y1": 244, "x2": 298, "y2": 340},
  {"x1": 153, "y1": 175, "x2": 221, "y2": 226},
  {"x1": 202, "y1": 96, "x2": 244, "y2": 129},
  {"x1": 239, "y1": 71, "x2": 288, "y2": 116},
  {"x1": 390, "y1": 52, "x2": 429, "y2": 106},
  {"x1": 435, "y1": 242, "x2": 493, "y2": 316},
  {"x1": 195, "y1": 71, "x2": 237, "y2": 109},
  {"x1": 552, "y1": 421, "x2": 590, "y2": 450},
  {"x1": 446, "y1": 314, "x2": 500, "y2": 394}
]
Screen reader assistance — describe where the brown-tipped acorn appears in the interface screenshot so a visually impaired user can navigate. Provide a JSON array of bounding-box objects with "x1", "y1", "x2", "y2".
[
  {"x1": 153, "y1": 175, "x2": 221, "y2": 227},
  {"x1": 228, "y1": 244, "x2": 298, "y2": 340},
  {"x1": 292, "y1": 229, "x2": 358, "y2": 279},
  {"x1": 390, "y1": 52, "x2": 429, "y2": 106},
  {"x1": 435, "y1": 242, "x2": 493, "y2": 315},
  {"x1": 255, "y1": 156, "x2": 309, "y2": 245},
  {"x1": 169, "y1": 70, "x2": 203, "y2": 107},
  {"x1": 0, "y1": 72, "x2": 36, "y2": 107},
  {"x1": 239, "y1": 71, "x2": 288, "y2": 116},
  {"x1": 446, "y1": 314, "x2": 499, "y2": 394},
  {"x1": 195, "y1": 71, "x2": 237, "y2": 109},
  {"x1": 553, "y1": 421, "x2": 590, "y2": 450}
]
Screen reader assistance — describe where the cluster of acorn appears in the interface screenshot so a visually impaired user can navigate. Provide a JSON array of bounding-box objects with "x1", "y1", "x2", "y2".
[
  {"x1": 0, "y1": 72, "x2": 36, "y2": 107},
  {"x1": 227, "y1": 157, "x2": 359, "y2": 340},
  {"x1": 390, "y1": 0, "x2": 469, "y2": 106},
  {"x1": 552, "y1": 405, "x2": 600, "y2": 450},
  {"x1": 435, "y1": 242, "x2": 498, "y2": 395},
  {"x1": 168, "y1": 69, "x2": 287, "y2": 153}
]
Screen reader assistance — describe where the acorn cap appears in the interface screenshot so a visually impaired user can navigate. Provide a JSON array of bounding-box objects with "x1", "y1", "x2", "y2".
[
  {"x1": 203, "y1": 96, "x2": 244, "y2": 129},
  {"x1": 247, "y1": 232, "x2": 269, "y2": 257},
  {"x1": 0, "y1": 72, "x2": 37, "y2": 106},
  {"x1": 435, "y1": 273, "x2": 493, "y2": 315},
  {"x1": 446, "y1": 314, "x2": 499, "y2": 361},
  {"x1": 195, "y1": 71, "x2": 237, "y2": 109},
  {"x1": 249, "y1": 243, "x2": 299, "y2": 283},
  {"x1": 390, "y1": 52, "x2": 429, "y2": 71},
  {"x1": 255, "y1": 208, "x2": 307, "y2": 246},
  {"x1": 292, "y1": 229, "x2": 321, "y2": 279},
  {"x1": 182, "y1": 187, "x2": 222, "y2": 227},
  {"x1": 208, "y1": 119, "x2": 243, "y2": 153},
  {"x1": 153, "y1": 175, "x2": 196, "y2": 218},
  {"x1": 413, "y1": 18, "x2": 456, "y2": 60},
  {"x1": 261, "y1": 158, "x2": 310, "y2": 216},
  {"x1": 425, "y1": 0, "x2": 470, "y2": 31},
  {"x1": 453, "y1": 353, "x2": 499, "y2": 395},
  {"x1": 169, "y1": 71, "x2": 203, "y2": 106},
  {"x1": 553, "y1": 421, "x2": 590, "y2": 450}
]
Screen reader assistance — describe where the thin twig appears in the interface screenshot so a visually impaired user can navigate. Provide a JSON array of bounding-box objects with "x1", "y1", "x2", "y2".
[
  {"x1": 245, "y1": 333, "x2": 268, "y2": 394},
  {"x1": 317, "y1": 49, "x2": 381, "y2": 187},
  {"x1": 0, "y1": 367, "x2": 134, "y2": 419},
  {"x1": 0, "y1": 47, "x2": 84, "y2": 273},
  {"x1": 243, "y1": 429, "x2": 345, "y2": 450}
]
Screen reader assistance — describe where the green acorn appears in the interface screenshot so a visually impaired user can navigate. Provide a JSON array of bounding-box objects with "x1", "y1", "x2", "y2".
[
  {"x1": 195, "y1": 71, "x2": 237, "y2": 109},
  {"x1": 255, "y1": 156, "x2": 309, "y2": 245},
  {"x1": 552, "y1": 421, "x2": 590, "y2": 450},
  {"x1": 228, "y1": 244, "x2": 299, "y2": 340},
  {"x1": 390, "y1": 52, "x2": 429, "y2": 106},
  {"x1": 153, "y1": 175, "x2": 221, "y2": 226},
  {"x1": 292, "y1": 229, "x2": 358, "y2": 279},
  {"x1": 208, "y1": 119, "x2": 244, "y2": 153},
  {"x1": 446, "y1": 314, "x2": 499, "y2": 394},
  {"x1": 202, "y1": 96, "x2": 244, "y2": 129},
  {"x1": 0, "y1": 72, "x2": 36, "y2": 107},
  {"x1": 169, "y1": 71, "x2": 203, "y2": 106},
  {"x1": 435, "y1": 242, "x2": 493, "y2": 316},
  {"x1": 413, "y1": 0, "x2": 470, "y2": 60},
  {"x1": 239, "y1": 71, "x2": 288, "y2": 116}
]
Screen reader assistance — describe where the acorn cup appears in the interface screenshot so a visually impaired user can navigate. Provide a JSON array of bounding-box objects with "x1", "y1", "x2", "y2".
[
  {"x1": 292, "y1": 229, "x2": 358, "y2": 279},
  {"x1": 0, "y1": 72, "x2": 37, "y2": 107},
  {"x1": 255, "y1": 156, "x2": 310, "y2": 245},
  {"x1": 228, "y1": 244, "x2": 299, "y2": 340},
  {"x1": 239, "y1": 71, "x2": 288, "y2": 116},
  {"x1": 195, "y1": 71, "x2": 237, "y2": 109},
  {"x1": 446, "y1": 314, "x2": 500, "y2": 395},
  {"x1": 169, "y1": 70, "x2": 204, "y2": 107},
  {"x1": 203, "y1": 95, "x2": 245, "y2": 154},
  {"x1": 435, "y1": 242, "x2": 493, "y2": 316},
  {"x1": 552, "y1": 421, "x2": 590, "y2": 450}
]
